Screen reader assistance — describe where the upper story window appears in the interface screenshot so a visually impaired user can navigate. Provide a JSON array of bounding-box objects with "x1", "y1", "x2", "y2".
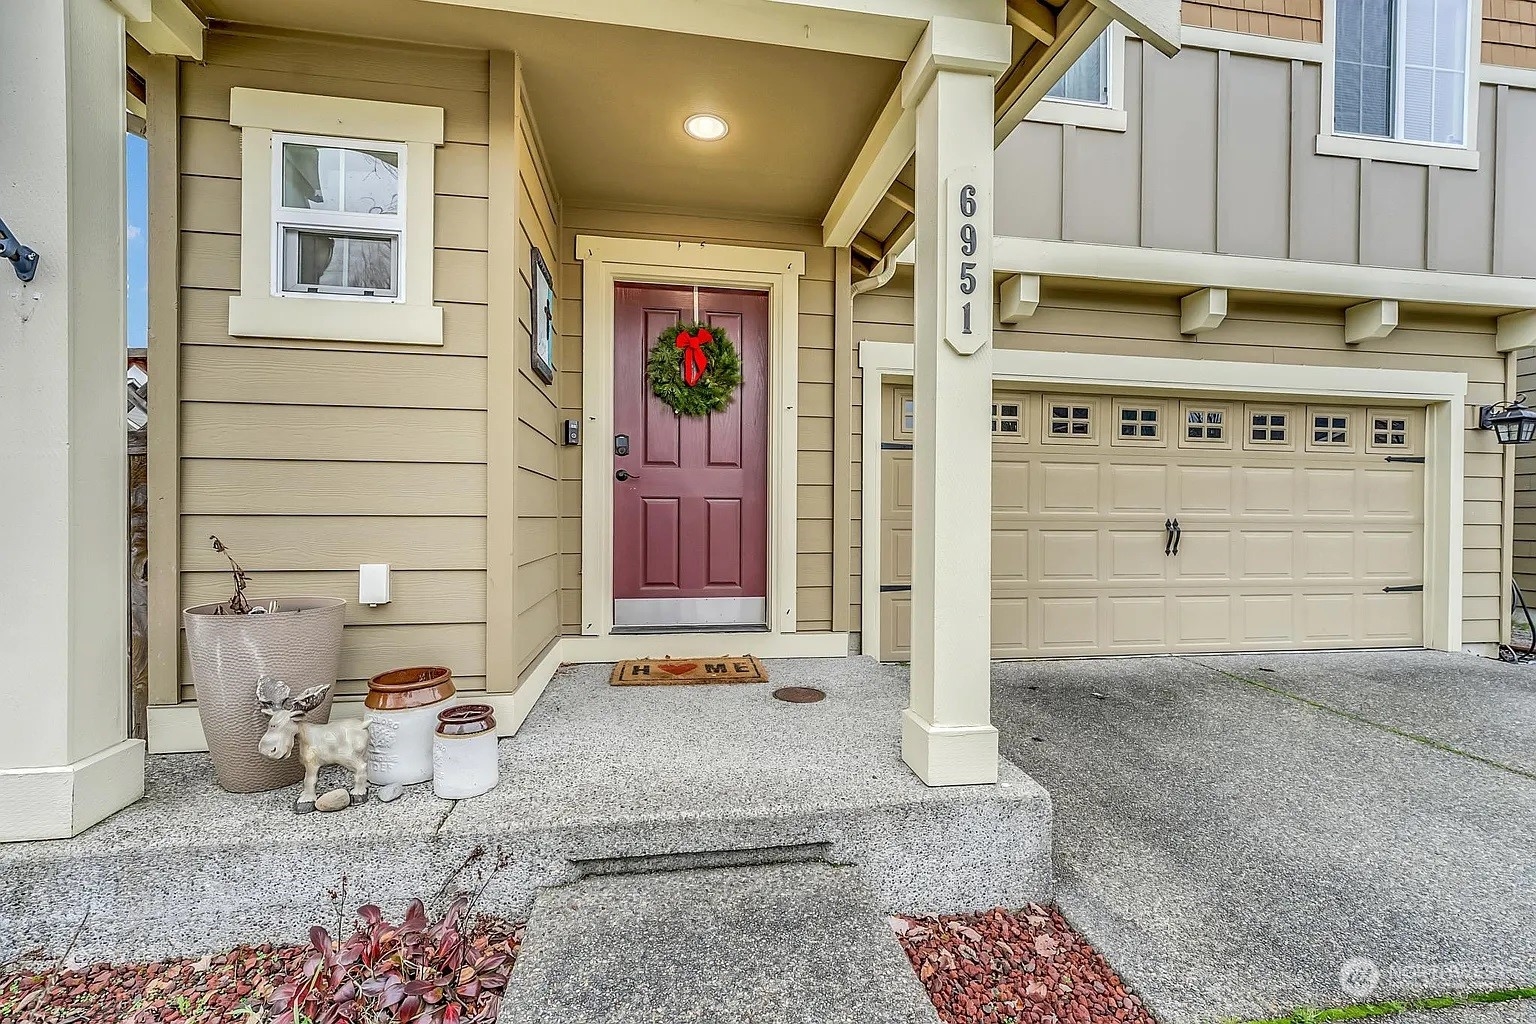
[
  {"x1": 1047, "y1": 30, "x2": 1110, "y2": 106},
  {"x1": 228, "y1": 88, "x2": 445, "y2": 346},
  {"x1": 1030, "y1": 28, "x2": 1126, "y2": 133},
  {"x1": 275, "y1": 136, "x2": 405, "y2": 299},
  {"x1": 1321, "y1": 0, "x2": 1480, "y2": 167}
]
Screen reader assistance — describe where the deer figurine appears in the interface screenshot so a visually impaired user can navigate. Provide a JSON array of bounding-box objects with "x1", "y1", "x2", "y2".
[{"x1": 256, "y1": 677, "x2": 371, "y2": 814}]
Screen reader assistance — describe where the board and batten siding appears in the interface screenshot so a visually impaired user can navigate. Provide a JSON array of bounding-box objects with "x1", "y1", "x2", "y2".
[
  {"x1": 999, "y1": 38, "x2": 1536, "y2": 276},
  {"x1": 169, "y1": 29, "x2": 495, "y2": 703},
  {"x1": 854, "y1": 273, "x2": 1509, "y2": 648},
  {"x1": 555, "y1": 210, "x2": 840, "y2": 634}
]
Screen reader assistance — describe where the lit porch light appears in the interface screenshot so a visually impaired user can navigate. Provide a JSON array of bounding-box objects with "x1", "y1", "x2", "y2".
[{"x1": 683, "y1": 113, "x2": 729, "y2": 141}]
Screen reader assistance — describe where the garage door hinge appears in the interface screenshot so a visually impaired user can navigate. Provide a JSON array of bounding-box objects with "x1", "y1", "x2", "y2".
[
  {"x1": 1384, "y1": 455, "x2": 1426, "y2": 464},
  {"x1": 1382, "y1": 584, "x2": 1424, "y2": 593}
]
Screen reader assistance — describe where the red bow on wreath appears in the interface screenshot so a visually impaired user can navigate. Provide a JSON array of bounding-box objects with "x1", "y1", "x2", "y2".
[{"x1": 674, "y1": 328, "x2": 711, "y2": 387}]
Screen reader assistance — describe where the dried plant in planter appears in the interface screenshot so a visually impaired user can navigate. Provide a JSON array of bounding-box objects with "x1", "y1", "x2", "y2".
[
  {"x1": 269, "y1": 897, "x2": 513, "y2": 1024},
  {"x1": 210, "y1": 535, "x2": 252, "y2": 615}
]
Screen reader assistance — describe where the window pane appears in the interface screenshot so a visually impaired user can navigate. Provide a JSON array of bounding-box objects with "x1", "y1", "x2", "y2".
[
  {"x1": 1399, "y1": 0, "x2": 1467, "y2": 144},
  {"x1": 281, "y1": 143, "x2": 401, "y2": 215},
  {"x1": 1046, "y1": 30, "x2": 1109, "y2": 105},
  {"x1": 1335, "y1": 0, "x2": 1395, "y2": 137},
  {"x1": 282, "y1": 229, "x2": 398, "y2": 296}
]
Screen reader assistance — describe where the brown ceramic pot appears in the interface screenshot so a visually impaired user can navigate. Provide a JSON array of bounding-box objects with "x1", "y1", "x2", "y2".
[
  {"x1": 436, "y1": 704, "x2": 496, "y2": 737},
  {"x1": 366, "y1": 666, "x2": 455, "y2": 710}
]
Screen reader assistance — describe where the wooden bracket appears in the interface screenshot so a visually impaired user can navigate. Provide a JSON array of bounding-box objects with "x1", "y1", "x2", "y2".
[
  {"x1": 1006, "y1": 0, "x2": 1058, "y2": 45},
  {"x1": 1496, "y1": 309, "x2": 1536, "y2": 352},
  {"x1": 999, "y1": 274, "x2": 1041, "y2": 323},
  {"x1": 1180, "y1": 287, "x2": 1227, "y2": 337},
  {"x1": 1344, "y1": 299, "x2": 1399, "y2": 345},
  {"x1": 884, "y1": 181, "x2": 916, "y2": 214}
]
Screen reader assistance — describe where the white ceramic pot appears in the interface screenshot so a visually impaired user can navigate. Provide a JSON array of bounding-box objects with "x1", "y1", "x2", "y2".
[
  {"x1": 367, "y1": 705, "x2": 441, "y2": 786},
  {"x1": 364, "y1": 666, "x2": 455, "y2": 786},
  {"x1": 432, "y1": 704, "x2": 499, "y2": 799}
]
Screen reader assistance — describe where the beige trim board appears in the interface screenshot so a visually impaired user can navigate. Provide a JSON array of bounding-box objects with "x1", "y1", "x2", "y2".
[
  {"x1": 0, "y1": 740, "x2": 146, "y2": 842},
  {"x1": 229, "y1": 88, "x2": 445, "y2": 144},
  {"x1": 126, "y1": 0, "x2": 204, "y2": 61},
  {"x1": 228, "y1": 296, "x2": 445, "y2": 346},
  {"x1": 858, "y1": 340, "x2": 1467, "y2": 660},
  {"x1": 415, "y1": 0, "x2": 998, "y2": 61},
  {"x1": 575, "y1": 235, "x2": 805, "y2": 640},
  {"x1": 992, "y1": 237, "x2": 1536, "y2": 309},
  {"x1": 1180, "y1": 27, "x2": 1323, "y2": 62},
  {"x1": 1482, "y1": 64, "x2": 1536, "y2": 89},
  {"x1": 147, "y1": 631, "x2": 848, "y2": 753}
]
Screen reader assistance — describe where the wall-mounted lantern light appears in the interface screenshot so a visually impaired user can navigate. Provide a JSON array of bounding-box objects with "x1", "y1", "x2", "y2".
[{"x1": 1479, "y1": 395, "x2": 1536, "y2": 445}]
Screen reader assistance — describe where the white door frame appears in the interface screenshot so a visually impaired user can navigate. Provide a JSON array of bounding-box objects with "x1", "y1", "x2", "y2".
[
  {"x1": 576, "y1": 235, "x2": 806, "y2": 642},
  {"x1": 859, "y1": 340, "x2": 1469, "y2": 658}
]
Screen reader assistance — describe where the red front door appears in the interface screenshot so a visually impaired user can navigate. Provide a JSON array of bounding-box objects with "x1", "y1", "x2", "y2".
[{"x1": 612, "y1": 284, "x2": 769, "y2": 629}]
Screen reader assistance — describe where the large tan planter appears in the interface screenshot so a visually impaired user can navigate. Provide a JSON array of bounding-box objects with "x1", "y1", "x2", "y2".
[{"x1": 183, "y1": 598, "x2": 346, "y2": 793}]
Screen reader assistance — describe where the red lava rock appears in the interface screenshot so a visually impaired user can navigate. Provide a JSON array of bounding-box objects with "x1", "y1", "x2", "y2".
[
  {"x1": 0, "y1": 917, "x2": 522, "y2": 1024},
  {"x1": 895, "y1": 905, "x2": 1159, "y2": 1024}
]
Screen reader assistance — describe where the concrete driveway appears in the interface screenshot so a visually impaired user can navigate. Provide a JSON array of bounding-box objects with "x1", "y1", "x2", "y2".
[{"x1": 994, "y1": 650, "x2": 1536, "y2": 1024}]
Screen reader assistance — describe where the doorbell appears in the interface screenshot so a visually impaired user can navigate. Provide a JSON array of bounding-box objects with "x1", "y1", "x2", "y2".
[{"x1": 563, "y1": 419, "x2": 580, "y2": 446}]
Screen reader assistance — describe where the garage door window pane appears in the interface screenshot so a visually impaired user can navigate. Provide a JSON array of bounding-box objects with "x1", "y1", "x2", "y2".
[
  {"x1": 1050, "y1": 404, "x2": 1092, "y2": 437},
  {"x1": 1313, "y1": 413, "x2": 1350, "y2": 445},
  {"x1": 1250, "y1": 411, "x2": 1289, "y2": 443},
  {"x1": 993, "y1": 401, "x2": 1023, "y2": 436},
  {"x1": 1118, "y1": 406, "x2": 1160, "y2": 439},
  {"x1": 1186, "y1": 408, "x2": 1225, "y2": 441},
  {"x1": 1372, "y1": 415, "x2": 1408, "y2": 447}
]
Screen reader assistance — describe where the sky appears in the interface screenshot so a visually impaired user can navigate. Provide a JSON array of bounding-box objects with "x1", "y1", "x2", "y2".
[{"x1": 126, "y1": 132, "x2": 148, "y2": 349}]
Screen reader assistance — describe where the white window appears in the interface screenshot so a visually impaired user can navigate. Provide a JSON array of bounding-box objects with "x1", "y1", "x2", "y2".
[
  {"x1": 274, "y1": 135, "x2": 405, "y2": 300},
  {"x1": 1028, "y1": 28, "x2": 1127, "y2": 133},
  {"x1": 1321, "y1": 0, "x2": 1480, "y2": 167},
  {"x1": 1047, "y1": 30, "x2": 1110, "y2": 106},
  {"x1": 228, "y1": 88, "x2": 445, "y2": 346}
]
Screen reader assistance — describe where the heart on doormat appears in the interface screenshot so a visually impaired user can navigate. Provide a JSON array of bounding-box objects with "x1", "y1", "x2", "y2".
[{"x1": 659, "y1": 662, "x2": 699, "y2": 676}]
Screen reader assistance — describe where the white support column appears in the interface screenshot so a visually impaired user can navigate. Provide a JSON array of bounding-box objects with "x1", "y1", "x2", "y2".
[
  {"x1": 901, "y1": 18, "x2": 1011, "y2": 787},
  {"x1": 1, "y1": 0, "x2": 144, "y2": 841}
]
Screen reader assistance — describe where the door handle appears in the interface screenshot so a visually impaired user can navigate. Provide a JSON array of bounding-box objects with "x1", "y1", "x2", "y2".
[
  {"x1": 1171, "y1": 518, "x2": 1182, "y2": 556},
  {"x1": 1164, "y1": 518, "x2": 1175, "y2": 557},
  {"x1": 615, "y1": 469, "x2": 640, "y2": 482}
]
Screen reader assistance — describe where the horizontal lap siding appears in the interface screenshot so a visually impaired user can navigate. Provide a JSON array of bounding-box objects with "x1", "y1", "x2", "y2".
[
  {"x1": 513, "y1": 87, "x2": 562, "y2": 677},
  {"x1": 556, "y1": 210, "x2": 839, "y2": 633},
  {"x1": 854, "y1": 277, "x2": 1506, "y2": 647},
  {"x1": 1516, "y1": 348, "x2": 1536, "y2": 594},
  {"x1": 173, "y1": 30, "x2": 491, "y2": 702}
]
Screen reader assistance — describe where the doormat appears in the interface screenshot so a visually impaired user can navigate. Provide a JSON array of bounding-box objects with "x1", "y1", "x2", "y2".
[{"x1": 610, "y1": 655, "x2": 768, "y2": 687}]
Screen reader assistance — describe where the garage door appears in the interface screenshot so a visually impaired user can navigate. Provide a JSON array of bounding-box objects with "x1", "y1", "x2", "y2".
[{"x1": 878, "y1": 385, "x2": 1426, "y2": 660}]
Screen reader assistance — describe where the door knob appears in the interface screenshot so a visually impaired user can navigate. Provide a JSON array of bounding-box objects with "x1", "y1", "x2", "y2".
[{"x1": 615, "y1": 469, "x2": 639, "y2": 482}]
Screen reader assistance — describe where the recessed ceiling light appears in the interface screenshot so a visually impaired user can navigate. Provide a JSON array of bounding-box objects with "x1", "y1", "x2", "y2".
[{"x1": 684, "y1": 113, "x2": 729, "y2": 141}]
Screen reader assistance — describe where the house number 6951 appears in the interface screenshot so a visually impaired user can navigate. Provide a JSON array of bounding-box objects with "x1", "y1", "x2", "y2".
[{"x1": 945, "y1": 173, "x2": 986, "y2": 355}]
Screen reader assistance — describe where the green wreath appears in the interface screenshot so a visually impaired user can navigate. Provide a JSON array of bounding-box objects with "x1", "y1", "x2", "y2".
[{"x1": 646, "y1": 322, "x2": 743, "y2": 417}]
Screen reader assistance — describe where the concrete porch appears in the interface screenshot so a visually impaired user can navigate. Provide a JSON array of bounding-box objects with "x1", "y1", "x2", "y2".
[{"x1": 0, "y1": 657, "x2": 1051, "y2": 964}]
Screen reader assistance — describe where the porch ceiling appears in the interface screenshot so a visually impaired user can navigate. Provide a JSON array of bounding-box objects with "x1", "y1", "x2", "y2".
[{"x1": 200, "y1": 0, "x2": 903, "y2": 222}]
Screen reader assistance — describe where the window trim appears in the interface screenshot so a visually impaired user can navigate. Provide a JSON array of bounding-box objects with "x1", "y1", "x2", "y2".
[
  {"x1": 1177, "y1": 401, "x2": 1233, "y2": 449},
  {"x1": 228, "y1": 88, "x2": 445, "y2": 346},
  {"x1": 991, "y1": 395, "x2": 1027, "y2": 440},
  {"x1": 1111, "y1": 399, "x2": 1166, "y2": 447},
  {"x1": 1042, "y1": 395, "x2": 1100, "y2": 444},
  {"x1": 1027, "y1": 26, "x2": 1128, "y2": 133},
  {"x1": 1317, "y1": 0, "x2": 1482, "y2": 170},
  {"x1": 1243, "y1": 405, "x2": 1296, "y2": 452}
]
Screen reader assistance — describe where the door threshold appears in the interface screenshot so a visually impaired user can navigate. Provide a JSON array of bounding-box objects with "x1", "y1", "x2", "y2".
[{"x1": 609, "y1": 624, "x2": 771, "y2": 636}]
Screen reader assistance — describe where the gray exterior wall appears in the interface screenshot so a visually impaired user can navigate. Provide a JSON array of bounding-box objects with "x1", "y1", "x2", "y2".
[{"x1": 998, "y1": 39, "x2": 1536, "y2": 278}]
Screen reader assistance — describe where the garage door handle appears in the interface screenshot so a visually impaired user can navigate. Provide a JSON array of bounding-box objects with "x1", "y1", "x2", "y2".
[
  {"x1": 1164, "y1": 519, "x2": 1175, "y2": 556},
  {"x1": 1171, "y1": 518, "x2": 1182, "y2": 556}
]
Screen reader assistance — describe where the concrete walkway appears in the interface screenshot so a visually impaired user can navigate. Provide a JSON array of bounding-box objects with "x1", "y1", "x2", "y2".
[
  {"x1": 995, "y1": 650, "x2": 1536, "y2": 1024},
  {"x1": 497, "y1": 862, "x2": 940, "y2": 1024}
]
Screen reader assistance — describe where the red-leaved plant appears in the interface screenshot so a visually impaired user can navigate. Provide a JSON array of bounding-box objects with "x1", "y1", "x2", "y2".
[{"x1": 269, "y1": 897, "x2": 512, "y2": 1024}]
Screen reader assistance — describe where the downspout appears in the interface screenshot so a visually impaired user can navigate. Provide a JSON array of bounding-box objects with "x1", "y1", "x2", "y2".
[{"x1": 852, "y1": 251, "x2": 901, "y2": 296}]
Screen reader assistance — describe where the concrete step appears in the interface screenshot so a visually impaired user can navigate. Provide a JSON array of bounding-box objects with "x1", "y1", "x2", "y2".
[{"x1": 498, "y1": 862, "x2": 941, "y2": 1024}]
